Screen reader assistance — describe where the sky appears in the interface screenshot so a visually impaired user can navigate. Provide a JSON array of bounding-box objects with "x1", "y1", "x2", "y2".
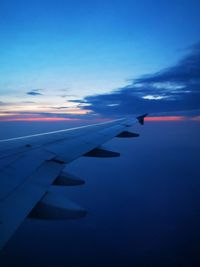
[{"x1": 0, "y1": 0, "x2": 200, "y2": 121}]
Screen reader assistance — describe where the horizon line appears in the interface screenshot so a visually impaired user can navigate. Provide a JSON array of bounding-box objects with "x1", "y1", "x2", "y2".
[{"x1": 0, "y1": 115, "x2": 200, "y2": 122}]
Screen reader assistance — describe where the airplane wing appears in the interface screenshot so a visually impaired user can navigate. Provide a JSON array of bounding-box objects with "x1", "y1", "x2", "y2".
[{"x1": 0, "y1": 114, "x2": 147, "y2": 249}]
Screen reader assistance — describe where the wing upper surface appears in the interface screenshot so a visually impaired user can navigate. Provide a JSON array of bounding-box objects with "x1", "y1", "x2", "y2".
[{"x1": 0, "y1": 115, "x2": 147, "y2": 249}]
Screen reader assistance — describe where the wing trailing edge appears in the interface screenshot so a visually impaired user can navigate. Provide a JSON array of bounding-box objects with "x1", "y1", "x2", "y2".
[
  {"x1": 116, "y1": 131, "x2": 139, "y2": 138},
  {"x1": 53, "y1": 171, "x2": 85, "y2": 186},
  {"x1": 29, "y1": 190, "x2": 87, "y2": 220}
]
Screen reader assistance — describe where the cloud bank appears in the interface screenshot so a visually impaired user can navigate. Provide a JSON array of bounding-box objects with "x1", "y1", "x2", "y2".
[{"x1": 72, "y1": 42, "x2": 200, "y2": 117}]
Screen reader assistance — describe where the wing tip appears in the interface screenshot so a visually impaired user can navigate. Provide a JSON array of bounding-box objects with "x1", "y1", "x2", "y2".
[{"x1": 137, "y1": 113, "x2": 148, "y2": 125}]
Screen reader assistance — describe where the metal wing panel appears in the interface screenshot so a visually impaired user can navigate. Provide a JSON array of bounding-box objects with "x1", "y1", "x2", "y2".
[
  {"x1": 44, "y1": 122, "x2": 128, "y2": 163},
  {"x1": 0, "y1": 160, "x2": 64, "y2": 249},
  {"x1": 0, "y1": 116, "x2": 143, "y2": 249},
  {"x1": 0, "y1": 149, "x2": 55, "y2": 200}
]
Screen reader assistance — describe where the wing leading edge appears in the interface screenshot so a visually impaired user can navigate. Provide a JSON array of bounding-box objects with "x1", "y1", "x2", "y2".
[{"x1": 0, "y1": 114, "x2": 148, "y2": 249}]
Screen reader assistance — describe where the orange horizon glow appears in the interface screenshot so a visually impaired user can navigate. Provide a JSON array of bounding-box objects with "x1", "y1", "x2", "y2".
[
  {"x1": 0, "y1": 115, "x2": 200, "y2": 122},
  {"x1": 145, "y1": 116, "x2": 186, "y2": 121}
]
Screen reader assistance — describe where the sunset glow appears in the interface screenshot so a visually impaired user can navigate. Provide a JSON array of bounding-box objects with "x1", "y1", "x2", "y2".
[
  {"x1": 0, "y1": 117, "x2": 82, "y2": 122},
  {"x1": 0, "y1": 115, "x2": 200, "y2": 122},
  {"x1": 145, "y1": 116, "x2": 186, "y2": 122}
]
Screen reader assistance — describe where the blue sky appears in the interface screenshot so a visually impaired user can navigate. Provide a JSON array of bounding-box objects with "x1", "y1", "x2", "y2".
[{"x1": 0, "y1": 0, "x2": 200, "y2": 120}]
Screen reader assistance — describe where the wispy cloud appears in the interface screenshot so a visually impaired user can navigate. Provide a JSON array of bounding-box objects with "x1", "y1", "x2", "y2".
[
  {"x1": 59, "y1": 94, "x2": 79, "y2": 98},
  {"x1": 52, "y1": 106, "x2": 70, "y2": 110},
  {"x1": 21, "y1": 101, "x2": 36, "y2": 104},
  {"x1": 0, "y1": 117, "x2": 81, "y2": 122},
  {"x1": 0, "y1": 101, "x2": 11, "y2": 106},
  {"x1": 0, "y1": 110, "x2": 92, "y2": 121}
]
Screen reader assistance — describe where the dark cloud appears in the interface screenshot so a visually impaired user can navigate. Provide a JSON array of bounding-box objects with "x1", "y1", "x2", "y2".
[
  {"x1": 73, "y1": 42, "x2": 200, "y2": 117},
  {"x1": 136, "y1": 42, "x2": 200, "y2": 85},
  {"x1": 26, "y1": 89, "x2": 43, "y2": 96},
  {"x1": 68, "y1": 99, "x2": 86, "y2": 104}
]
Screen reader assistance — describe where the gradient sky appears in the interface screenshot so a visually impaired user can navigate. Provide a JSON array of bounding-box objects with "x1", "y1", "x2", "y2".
[{"x1": 0, "y1": 0, "x2": 200, "y2": 120}]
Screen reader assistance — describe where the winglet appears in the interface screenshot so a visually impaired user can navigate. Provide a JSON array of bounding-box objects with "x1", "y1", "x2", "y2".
[{"x1": 137, "y1": 113, "x2": 148, "y2": 125}]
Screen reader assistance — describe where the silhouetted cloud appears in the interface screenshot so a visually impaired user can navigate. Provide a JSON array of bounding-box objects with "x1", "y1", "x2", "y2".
[
  {"x1": 73, "y1": 42, "x2": 200, "y2": 117},
  {"x1": 136, "y1": 42, "x2": 200, "y2": 85},
  {"x1": 26, "y1": 89, "x2": 43, "y2": 96},
  {"x1": 68, "y1": 99, "x2": 86, "y2": 103}
]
